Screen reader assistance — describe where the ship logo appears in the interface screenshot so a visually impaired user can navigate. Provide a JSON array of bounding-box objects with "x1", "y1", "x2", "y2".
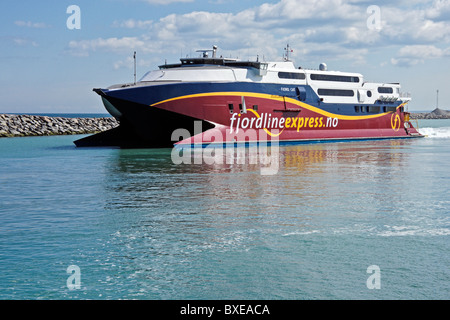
[{"x1": 391, "y1": 113, "x2": 401, "y2": 131}]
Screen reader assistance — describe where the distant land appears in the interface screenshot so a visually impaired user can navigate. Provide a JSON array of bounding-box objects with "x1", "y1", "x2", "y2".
[{"x1": 410, "y1": 108, "x2": 450, "y2": 119}]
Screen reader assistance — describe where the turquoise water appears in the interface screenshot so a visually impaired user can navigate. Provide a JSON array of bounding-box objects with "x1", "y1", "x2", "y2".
[{"x1": 0, "y1": 119, "x2": 449, "y2": 300}]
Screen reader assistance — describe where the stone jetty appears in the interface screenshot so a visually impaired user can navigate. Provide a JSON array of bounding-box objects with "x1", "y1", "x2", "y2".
[
  {"x1": 410, "y1": 108, "x2": 450, "y2": 119},
  {"x1": 0, "y1": 114, "x2": 118, "y2": 138}
]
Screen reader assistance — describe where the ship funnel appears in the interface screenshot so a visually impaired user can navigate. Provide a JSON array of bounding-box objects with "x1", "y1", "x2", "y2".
[{"x1": 319, "y1": 63, "x2": 327, "y2": 71}]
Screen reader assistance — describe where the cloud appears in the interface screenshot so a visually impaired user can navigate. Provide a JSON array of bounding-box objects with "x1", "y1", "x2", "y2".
[
  {"x1": 398, "y1": 45, "x2": 450, "y2": 59},
  {"x1": 391, "y1": 45, "x2": 450, "y2": 67},
  {"x1": 379, "y1": 2, "x2": 450, "y2": 44},
  {"x1": 113, "y1": 56, "x2": 155, "y2": 70},
  {"x1": 68, "y1": 37, "x2": 148, "y2": 56},
  {"x1": 113, "y1": 56, "x2": 134, "y2": 70},
  {"x1": 112, "y1": 19, "x2": 153, "y2": 29},
  {"x1": 14, "y1": 20, "x2": 50, "y2": 29},
  {"x1": 255, "y1": 0, "x2": 362, "y2": 22},
  {"x1": 13, "y1": 38, "x2": 38, "y2": 47},
  {"x1": 425, "y1": 0, "x2": 450, "y2": 20},
  {"x1": 70, "y1": 0, "x2": 450, "y2": 68}
]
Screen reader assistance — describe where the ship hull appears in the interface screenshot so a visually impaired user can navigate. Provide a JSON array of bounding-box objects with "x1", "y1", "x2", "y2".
[{"x1": 76, "y1": 82, "x2": 422, "y2": 148}]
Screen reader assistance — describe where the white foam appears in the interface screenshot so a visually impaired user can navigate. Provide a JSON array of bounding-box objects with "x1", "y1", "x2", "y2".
[
  {"x1": 378, "y1": 228, "x2": 450, "y2": 237},
  {"x1": 418, "y1": 127, "x2": 450, "y2": 138},
  {"x1": 282, "y1": 230, "x2": 320, "y2": 236},
  {"x1": 378, "y1": 225, "x2": 450, "y2": 237}
]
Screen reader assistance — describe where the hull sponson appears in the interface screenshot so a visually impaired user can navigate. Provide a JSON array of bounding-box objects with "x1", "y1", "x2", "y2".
[{"x1": 85, "y1": 94, "x2": 215, "y2": 147}]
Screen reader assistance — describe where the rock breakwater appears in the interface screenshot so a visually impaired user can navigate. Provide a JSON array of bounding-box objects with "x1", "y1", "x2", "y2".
[
  {"x1": 410, "y1": 108, "x2": 450, "y2": 119},
  {"x1": 0, "y1": 114, "x2": 118, "y2": 138}
]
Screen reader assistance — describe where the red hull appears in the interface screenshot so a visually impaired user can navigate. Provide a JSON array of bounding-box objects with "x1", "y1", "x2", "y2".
[{"x1": 149, "y1": 93, "x2": 422, "y2": 146}]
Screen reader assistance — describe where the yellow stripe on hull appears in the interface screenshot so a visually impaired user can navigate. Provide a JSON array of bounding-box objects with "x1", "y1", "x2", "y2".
[{"x1": 150, "y1": 91, "x2": 406, "y2": 121}]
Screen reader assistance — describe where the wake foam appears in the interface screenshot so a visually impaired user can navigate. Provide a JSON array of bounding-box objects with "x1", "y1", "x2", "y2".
[{"x1": 417, "y1": 127, "x2": 450, "y2": 138}]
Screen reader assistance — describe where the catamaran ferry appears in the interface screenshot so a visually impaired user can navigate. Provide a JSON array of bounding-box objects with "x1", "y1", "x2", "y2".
[{"x1": 75, "y1": 45, "x2": 422, "y2": 148}]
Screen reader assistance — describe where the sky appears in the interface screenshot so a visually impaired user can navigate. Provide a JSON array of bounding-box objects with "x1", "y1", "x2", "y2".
[{"x1": 1, "y1": 0, "x2": 449, "y2": 113}]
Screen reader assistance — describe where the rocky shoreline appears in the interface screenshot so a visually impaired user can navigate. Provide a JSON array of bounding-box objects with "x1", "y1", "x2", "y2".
[
  {"x1": 409, "y1": 108, "x2": 450, "y2": 119},
  {"x1": 0, "y1": 114, "x2": 119, "y2": 138}
]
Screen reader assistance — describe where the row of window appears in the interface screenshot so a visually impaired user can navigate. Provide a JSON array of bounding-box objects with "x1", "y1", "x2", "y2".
[
  {"x1": 277, "y1": 72, "x2": 360, "y2": 83},
  {"x1": 276, "y1": 73, "x2": 395, "y2": 97},
  {"x1": 318, "y1": 89, "x2": 354, "y2": 97},
  {"x1": 278, "y1": 72, "x2": 306, "y2": 80},
  {"x1": 318, "y1": 88, "x2": 395, "y2": 97},
  {"x1": 310, "y1": 74, "x2": 360, "y2": 83},
  {"x1": 227, "y1": 103, "x2": 399, "y2": 115},
  {"x1": 355, "y1": 105, "x2": 398, "y2": 113},
  {"x1": 378, "y1": 87, "x2": 394, "y2": 94}
]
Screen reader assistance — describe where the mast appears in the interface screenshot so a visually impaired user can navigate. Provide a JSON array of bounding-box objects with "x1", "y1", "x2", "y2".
[
  {"x1": 284, "y1": 44, "x2": 293, "y2": 61},
  {"x1": 133, "y1": 51, "x2": 137, "y2": 85}
]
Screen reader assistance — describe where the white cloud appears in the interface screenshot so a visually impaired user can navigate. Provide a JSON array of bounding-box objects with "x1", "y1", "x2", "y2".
[
  {"x1": 70, "y1": 0, "x2": 450, "y2": 68},
  {"x1": 112, "y1": 19, "x2": 153, "y2": 29},
  {"x1": 255, "y1": 0, "x2": 362, "y2": 22},
  {"x1": 14, "y1": 20, "x2": 50, "y2": 29},
  {"x1": 425, "y1": 0, "x2": 450, "y2": 20},
  {"x1": 13, "y1": 38, "x2": 38, "y2": 47},
  {"x1": 399, "y1": 45, "x2": 449, "y2": 59},
  {"x1": 391, "y1": 45, "x2": 450, "y2": 66},
  {"x1": 68, "y1": 37, "x2": 148, "y2": 56},
  {"x1": 380, "y1": 3, "x2": 450, "y2": 44},
  {"x1": 113, "y1": 56, "x2": 155, "y2": 70},
  {"x1": 113, "y1": 56, "x2": 135, "y2": 70}
]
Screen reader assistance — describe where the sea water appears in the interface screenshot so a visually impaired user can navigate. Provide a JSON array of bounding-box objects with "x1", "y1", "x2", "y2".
[{"x1": 0, "y1": 119, "x2": 448, "y2": 300}]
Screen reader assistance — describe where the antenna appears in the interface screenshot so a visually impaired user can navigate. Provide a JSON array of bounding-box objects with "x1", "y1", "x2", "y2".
[
  {"x1": 133, "y1": 51, "x2": 137, "y2": 85},
  {"x1": 284, "y1": 44, "x2": 293, "y2": 61},
  {"x1": 196, "y1": 45, "x2": 218, "y2": 58}
]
